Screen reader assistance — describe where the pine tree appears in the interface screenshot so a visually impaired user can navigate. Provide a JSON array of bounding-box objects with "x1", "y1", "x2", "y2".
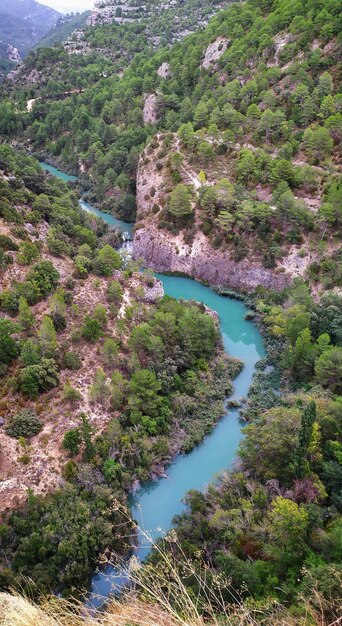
[
  {"x1": 89, "y1": 368, "x2": 111, "y2": 405},
  {"x1": 80, "y1": 413, "x2": 95, "y2": 461},
  {"x1": 295, "y1": 401, "x2": 316, "y2": 478},
  {"x1": 169, "y1": 184, "x2": 193, "y2": 219},
  {"x1": 18, "y1": 297, "x2": 34, "y2": 331},
  {"x1": 38, "y1": 315, "x2": 57, "y2": 355}
]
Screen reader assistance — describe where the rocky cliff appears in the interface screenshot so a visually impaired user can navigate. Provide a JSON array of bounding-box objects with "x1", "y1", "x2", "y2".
[
  {"x1": 133, "y1": 225, "x2": 291, "y2": 291},
  {"x1": 133, "y1": 138, "x2": 293, "y2": 292}
]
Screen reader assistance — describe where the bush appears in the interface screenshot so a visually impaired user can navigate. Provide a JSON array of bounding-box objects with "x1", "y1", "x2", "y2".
[
  {"x1": 0, "y1": 235, "x2": 18, "y2": 251},
  {"x1": 62, "y1": 352, "x2": 81, "y2": 370},
  {"x1": 62, "y1": 428, "x2": 81, "y2": 456},
  {"x1": 201, "y1": 221, "x2": 212, "y2": 236},
  {"x1": 81, "y1": 317, "x2": 103, "y2": 342},
  {"x1": 63, "y1": 382, "x2": 82, "y2": 403},
  {"x1": 19, "y1": 358, "x2": 59, "y2": 398},
  {"x1": 17, "y1": 242, "x2": 39, "y2": 265},
  {"x1": 107, "y1": 280, "x2": 123, "y2": 305},
  {"x1": 51, "y1": 312, "x2": 66, "y2": 331},
  {"x1": 6, "y1": 409, "x2": 42, "y2": 438},
  {"x1": 27, "y1": 261, "x2": 59, "y2": 297}
]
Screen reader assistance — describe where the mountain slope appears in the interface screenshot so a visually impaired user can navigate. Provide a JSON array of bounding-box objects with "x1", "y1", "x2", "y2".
[
  {"x1": 36, "y1": 11, "x2": 91, "y2": 49},
  {"x1": 1, "y1": 0, "x2": 340, "y2": 292},
  {"x1": 0, "y1": 0, "x2": 60, "y2": 43},
  {"x1": 0, "y1": 0, "x2": 61, "y2": 78}
]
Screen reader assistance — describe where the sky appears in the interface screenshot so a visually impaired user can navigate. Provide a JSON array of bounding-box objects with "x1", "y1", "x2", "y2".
[{"x1": 38, "y1": 0, "x2": 94, "y2": 13}]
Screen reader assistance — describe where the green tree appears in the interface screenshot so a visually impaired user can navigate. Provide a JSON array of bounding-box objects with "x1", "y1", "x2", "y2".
[
  {"x1": 287, "y1": 327, "x2": 316, "y2": 382},
  {"x1": 62, "y1": 428, "x2": 81, "y2": 456},
  {"x1": 38, "y1": 316, "x2": 57, "y2": 355},
  {"x1": 107, "y1": 280, "x2": 123, "y2": 305},
  {"x1": 315, "y1": 347, "x2": 342, "y2": 394},
  {"x1": 93, "y1": 245, "x2": 121, "y2": 276},
  {"x1": 18, "y1": 297, "x2": 34, "y2": 331},
  {"x1": 194, "y1": 102, "x2": 209, "y2": 128},
  {"x1": 50, "y1": 292, "x2": 67, "y2": 331},
  {"x1": 103, "y1": 338, "x2": 119, "y2": 367},
  {"x1": 93, "y1": 304, "x2": 108, "y2": 328},
  {"x1": 27, "y1": 261, "x2": 59, "y2": 297},
  {"x1": 111, "y1": 371, "x2": 127, "y2": 410},
  {"x1": 169, "y1": 184, "x2": 193, "y2": 219},
  {"x1": 82, "y1": 316, "x2": 103, "y2": 342},
  {"x1": 89, "y1": 368, "x2": 111, "y2": 405},
  {"x1": 295, "y1": 401, "x2": 316, "y2": 478},
  {"x1": 240, "y1": 406, "x2": 301, "y2": 483},
  {"x1": 303, "y1": 126, "x2": 333, "y2": 163},
  {"x1": 267, "y1": 496, "x2": 309, "y2": 567},
  {"x1": 80, "y1": 412, "x2": 95, "y2": 461},
  {"x1": 0, "y1": 318, "x2": 19, "y2": 367},
  {"x1": 197, "y1": 141, "x2": 215, "y2": 164},
  {"x1": 284, "y1": 305, "x2": 311, "y2": 345}
]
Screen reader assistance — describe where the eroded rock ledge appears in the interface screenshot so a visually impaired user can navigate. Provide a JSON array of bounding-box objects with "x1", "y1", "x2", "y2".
[{"x1": 133, "y1": 226, "x2": 291, "y2": 292}]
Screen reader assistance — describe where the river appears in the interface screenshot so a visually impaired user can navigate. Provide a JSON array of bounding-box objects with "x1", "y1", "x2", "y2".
[
  {"x1": 39, "y1": 161, "x2": 265, "y2": 607},
  {"x1": 39, "y1": 162, "x2": 134, "y2": 239}
]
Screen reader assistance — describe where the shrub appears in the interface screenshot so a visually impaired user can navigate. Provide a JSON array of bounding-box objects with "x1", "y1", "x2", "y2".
[
  {"x1": 19, "y1": 358, "x2": 59, "y2": 399},
  {"x1": 212, "y1": 234, "x2": 223, "y2": 249},
  {"x1": 27, "y1": 261, "x2": 59, "y2": 297},
  {"x1": 201, "y1": 221, "x2": 212, "y2": 236},
  {"x1": 62, "y1": 352, "x2": 81, "y2": 370},
  {"x1": 62, "y1": 428, "x2": 81, "y2": 456},
  {"x1": 63, "y1": 382, "x2": 82, "y2": 403},
  {"x1": 0, "y1": 235, "x2": 18, "y2": 251},
  {"x1": 6, "y1": 409, "x2": 42, "y2": 438},
  {"x1": 82, "y1": 317, "x2": 103, "y2": 342},
  {"x1": 17, "y1": 242, "x2": 39, "y2": 265},
  {"x1": 62, "y1": 459, "x2": 78, "y2": 481}
]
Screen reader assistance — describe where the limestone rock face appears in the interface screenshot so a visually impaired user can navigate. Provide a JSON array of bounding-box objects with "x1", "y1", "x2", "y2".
[
  {"x1": 201, "y1": 36, "x2": 230, "y2": 70},
  {"x1": 133, "y1": 226, "x2": 292, "y2": 292},
  {"x1": 133, "y1": 136, "x2": 292, "y2": 292},
  {"x1": 143, "y1": 93, "x2": 158, "y2": 124},
  {"x1": 157, "y1": 62, "x2": 171, "y2": 79},
  {"x1": 7, "y1": 44, "x2": 21, "y2": 64}
]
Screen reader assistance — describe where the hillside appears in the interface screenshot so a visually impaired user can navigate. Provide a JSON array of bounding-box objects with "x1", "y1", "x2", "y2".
[
  {"x1": 36, "y1": 12, "x2": 91, "y2": 50},
  {"x1": 0, "y1": 0, "x2": 60, "y2": 47},
  {"x1": 1, "y1": 0, "x2": 340, "y2": 292},
  {"x1": 0, "y1": 0, "x2": 61, "y2": 79}
]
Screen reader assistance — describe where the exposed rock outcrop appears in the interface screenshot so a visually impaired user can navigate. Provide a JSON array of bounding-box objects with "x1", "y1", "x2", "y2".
[
  {"x1": 133, "y1": 136, "x2": 293, "y2": 292},
  {"x1": 143, "y1": 93, "x2": 158, "y2": 124},
  {"x1": 202, "y1": 36, "x2": 230, "y2": 70},
  {"x1": 157, "y1": 62, "x2": 171, "y2": 78},
  {"x1": 133, "y1": 226, "x2": 292, "y2": 292}
]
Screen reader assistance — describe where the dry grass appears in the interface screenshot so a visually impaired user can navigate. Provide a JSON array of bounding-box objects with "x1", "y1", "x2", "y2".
[
  {"x1": 0, "y1": 527, "x2": 340, "y2": 626},
  {"x1": 0, "y1": 588, "x2": 339, "y2": 626}
]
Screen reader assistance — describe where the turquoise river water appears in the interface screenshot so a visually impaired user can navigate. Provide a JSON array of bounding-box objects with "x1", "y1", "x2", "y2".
[
  {"x1": 39, "y1": 162, "x2": 134, "y2": 238},
  {"x1": 39, "y1": 161, "x2": 265, "y2": 606}
]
